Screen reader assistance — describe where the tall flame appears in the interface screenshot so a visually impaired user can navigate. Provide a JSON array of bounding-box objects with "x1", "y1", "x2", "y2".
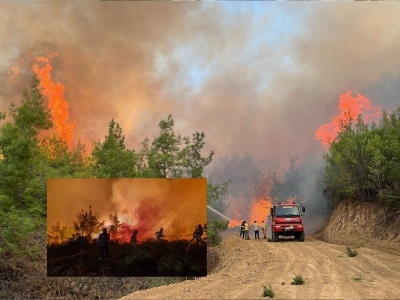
[
  {"x1": 249, "y1": 198, "x2": 272, "y2": 224},
  {"x1": 227, "y1": 196, "x2": 272, "y2": 228},
  {"x1": 315, "y1": 91, "x2": 381, "y2": 146},
  {"x1": 32, "y1": 53, "x2": 76, "y2": 148}
]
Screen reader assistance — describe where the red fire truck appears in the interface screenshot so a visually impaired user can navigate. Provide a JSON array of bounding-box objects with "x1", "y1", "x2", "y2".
[{"x1": 270, "y1": 202, "x2": 305, "y2": 242}]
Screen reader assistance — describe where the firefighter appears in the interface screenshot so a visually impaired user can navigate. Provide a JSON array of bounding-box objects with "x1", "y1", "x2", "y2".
[
  {"x1": 98, "y1": 228, "x2": 110, "y2": 260},
  {"x1": 130, "y1": 229, "x2": 138, "y2": 249},
  {"x1": 240, "y1": 221, "x2": 245, "y2": 238},
  {"x1": 253, "y1": 220, "x2": 260, "y2": 239},
  {"x1": 244, "y1": 221, "x2": 250, "y2": 240},
  {"x1": 193, "y1": 224, "x2": 206, "y2": 246},
  {"x1": 261, "y1": 220, "x2": 267, "y2": 239},
  {"x1": 155, "y1": 228, "x2": 164, "y2": 241}
]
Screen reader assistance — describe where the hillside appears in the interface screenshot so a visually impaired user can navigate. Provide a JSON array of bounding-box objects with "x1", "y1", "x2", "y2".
[{"x1": 318, "y1": 200, "x2": 400, "y2": 255}]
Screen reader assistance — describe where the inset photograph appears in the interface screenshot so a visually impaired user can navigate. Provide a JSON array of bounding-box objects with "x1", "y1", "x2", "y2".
[{"x1": 47, "y1": 178, "x2": 207, "y2": 277}]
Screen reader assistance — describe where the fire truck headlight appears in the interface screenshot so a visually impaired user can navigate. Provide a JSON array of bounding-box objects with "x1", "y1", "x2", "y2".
[{"x1": 275, "y1": 225, "x2": 281, "y2": 228}]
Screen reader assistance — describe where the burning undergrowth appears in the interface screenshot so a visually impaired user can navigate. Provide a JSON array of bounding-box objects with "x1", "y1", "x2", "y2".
[{"x1": 47, "y1": 238, "x2": 207, "y2": 277}]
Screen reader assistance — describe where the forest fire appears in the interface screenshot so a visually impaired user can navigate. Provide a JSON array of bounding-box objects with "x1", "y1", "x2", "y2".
[
  {"x1": 32, "y1": 53, "x2": 76, "y2": 148},
  {"x1": 315, "y1": 91, "x2": 381, "y2": 146},
  {"x1": 227, "y1": 197, "x2": 272, "y2": 228},
  {"x1": 47, "y1": 178, "x2": 207, "y2": 245},
  {"x1": 249, "y1": 198, "x2": 272, "y2": 223}
]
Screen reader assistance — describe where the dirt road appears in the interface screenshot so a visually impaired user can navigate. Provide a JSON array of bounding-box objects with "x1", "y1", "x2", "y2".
[{"x1": 120, "y1": 235, "x2": 400, "y2": 299}]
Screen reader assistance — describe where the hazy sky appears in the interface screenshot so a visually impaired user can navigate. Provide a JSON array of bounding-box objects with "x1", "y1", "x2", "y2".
[
  {"x1": 1, "y1": 2, "x2": 400, "y2": 167},
  {"x1": 47, "y1": 178, "x2": 207, "y2": 241}
]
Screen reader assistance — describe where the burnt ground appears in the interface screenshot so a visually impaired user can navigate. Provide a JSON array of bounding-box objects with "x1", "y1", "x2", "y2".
[{"x1": 47, "y1": 238, "x2": 207, "y2": 277}]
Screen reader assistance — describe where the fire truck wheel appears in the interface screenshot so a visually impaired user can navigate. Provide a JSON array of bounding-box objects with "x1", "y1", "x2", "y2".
[
  {"x1": 299, "y1": 232, "x2": 305, "y2": 242},
  {"x1": 272, "y1": 233, "x2": 279, "y2": 242}
]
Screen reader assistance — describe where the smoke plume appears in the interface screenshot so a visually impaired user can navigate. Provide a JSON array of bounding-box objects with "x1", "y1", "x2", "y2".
[{"x1": 2, "y1": 3, "x2": 400, "y2": 233}]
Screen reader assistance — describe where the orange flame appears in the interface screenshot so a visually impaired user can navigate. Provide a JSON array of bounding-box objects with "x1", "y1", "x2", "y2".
[
  {"x1": 249, "y1": 198, "x2": 272, "y2": 223},
  {"x1": 227, "y1": 197, "x2": 272, "y2": 228},
  {"x1": 228, "y1": 219, "x2": 242, "y2": 227},
  {"x1": 315, "y1": 91, "x2": 381, "y2": 146},
  {"x1": 32, "y1": 53, "x2": 76, "y2": 148}
]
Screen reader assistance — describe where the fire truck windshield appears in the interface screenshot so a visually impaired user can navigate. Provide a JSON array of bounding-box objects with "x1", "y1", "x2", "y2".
[{"x1": 275, "y1": 206, "x2": 300, "y2": 217}]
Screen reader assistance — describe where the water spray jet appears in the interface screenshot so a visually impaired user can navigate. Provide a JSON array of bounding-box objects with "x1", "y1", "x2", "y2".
[{"x1": 207, "y1": 205, "x2": 240, "y2": 226}]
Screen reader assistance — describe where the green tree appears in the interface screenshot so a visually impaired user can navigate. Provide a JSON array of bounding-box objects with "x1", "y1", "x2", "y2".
[
  {"x1": 139, "y1": 115, "x2": 214, "y2": 179},
  {"x1": 206, "y1": 220, "x2": 229, "y2": 246},
  {"x1": 143, "y1": 115, "x2": 183, "y2": 178},
  {"x1": 206, "y1": 181, "x2": 230, "y2": 245},
  {"x1": 91, "y1": 119, "x2": 137, "y2": 178},
  {"x1": 0, "y1": 207, "x2": 37, "y2": 257},
  {"x1": 0, "y1": 76, "x2": 52, "y2": 257},
  {"x1": 0, "y1": 76, "x2": 52, "y2": 212},
  {"x1": 181, "y1": 132, "x2": 214, "y2": 178},
  {"x1": 323, "y1": 108, "x2": 400, "y2": 210}
]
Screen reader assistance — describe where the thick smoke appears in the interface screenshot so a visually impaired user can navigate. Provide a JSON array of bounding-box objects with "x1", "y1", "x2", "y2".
[
  {"x1": 295, "y1": 156, "x2": 328, "y2": 234},
  {"x1": 2, "y1": 3, "x2": 400, "y2": 232},
  {"x1": 207, "y1": 152, "x2": 329, "y2": 234},
  {"x1": 1, "y1": 3, "x2": 399, "y2": 166}
]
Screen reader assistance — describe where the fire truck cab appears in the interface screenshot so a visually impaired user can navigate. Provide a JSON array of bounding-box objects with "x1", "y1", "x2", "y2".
[{"x1": 270, "y1": 202, "x2": 305, "y2": 242}]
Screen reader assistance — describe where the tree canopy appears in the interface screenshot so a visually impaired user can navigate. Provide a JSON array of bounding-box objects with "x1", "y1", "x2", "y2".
[
  {"x1": 0, "y1": 76, "x2": 226, "y2": 256},
  {"x1": 323, "y1": 108, "x2": 400, "y2": 211}
]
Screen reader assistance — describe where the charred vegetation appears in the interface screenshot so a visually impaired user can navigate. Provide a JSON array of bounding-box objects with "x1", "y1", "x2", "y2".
[{"x1": 47, "y1": 237, "x2": 207, "y2": 277}]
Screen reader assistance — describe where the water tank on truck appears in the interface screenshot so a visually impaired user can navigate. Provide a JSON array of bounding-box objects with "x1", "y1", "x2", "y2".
[{"x1": 270, "y1": 202, "x2": 305, "y2": 242}]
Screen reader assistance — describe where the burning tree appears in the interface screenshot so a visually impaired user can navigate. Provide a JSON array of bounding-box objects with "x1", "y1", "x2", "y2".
[{"x1": 32, "y1": 54, "x2": 76, "y2": 148}]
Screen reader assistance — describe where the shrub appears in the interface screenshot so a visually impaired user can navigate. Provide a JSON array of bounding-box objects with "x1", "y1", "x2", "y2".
[
  {"x1": 291, "y1": 274, "x2": 305, "y2": 285},
  {"x1": 346, "y1": 246, "x2": 358, "y2": 257},
  {"x1": 206, "y1": 220, "x2": 229, "y2": 246},
  {"x1": 262, "y1": 285, "x2": 275, "y2": 298}
]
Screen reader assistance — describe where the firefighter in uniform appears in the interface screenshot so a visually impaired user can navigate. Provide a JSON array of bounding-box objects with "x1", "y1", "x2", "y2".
[
  {"x1": 261, "y1": 220, "x2": 267, "y2": 239},
  {"x1": 240, "y1": 221, "x2": 245, "y2": 238},
  {"x1": 244, "y1": 221, "x2": 250, "y2": 240}
]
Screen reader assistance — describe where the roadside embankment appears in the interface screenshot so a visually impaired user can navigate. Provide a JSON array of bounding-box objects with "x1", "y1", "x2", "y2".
[{"x1": 317, "y1": 200, "x2": 400, "y2": 255}]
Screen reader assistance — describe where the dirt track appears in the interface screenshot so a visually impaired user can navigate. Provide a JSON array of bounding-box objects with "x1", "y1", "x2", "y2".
[{"x1": 120, "y1": 235, "x2": 400, "y2": 299}]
